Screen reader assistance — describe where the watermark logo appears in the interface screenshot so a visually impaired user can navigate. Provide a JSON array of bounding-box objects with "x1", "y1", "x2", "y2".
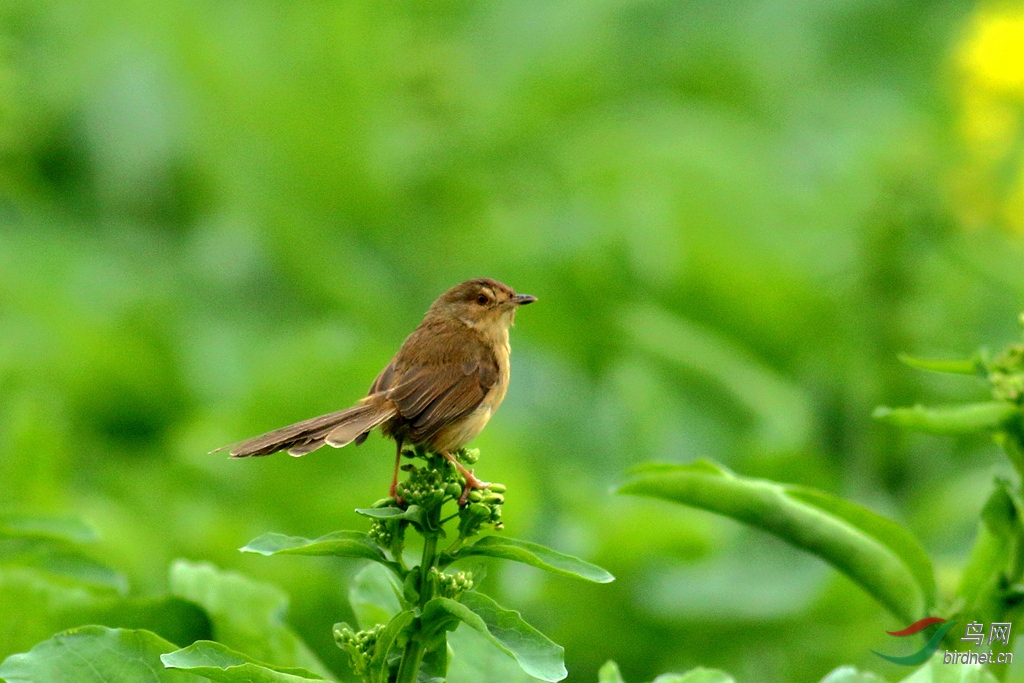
[
  {"x1": 872, "y1": 618, "x2": 1013, "y2": 666},
  {"x1": 872, "y1": 617, "x2": 958, "y2": 666},
  {"x1": 943, "y1": 621, "x2": 1012, "y2": 665}
]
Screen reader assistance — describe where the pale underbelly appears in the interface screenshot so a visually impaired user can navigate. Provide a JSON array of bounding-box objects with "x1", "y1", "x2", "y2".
[{"x1": 428, "y1": 403, "x2": 494, "y2": 452}]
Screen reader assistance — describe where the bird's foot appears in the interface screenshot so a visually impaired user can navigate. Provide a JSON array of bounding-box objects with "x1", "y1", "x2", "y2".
[
  {"x1": 388, "y1": 480, "x2": 405, "y2": 507},
  {"x1": 457, "y1": 469, "x2": 492, "y2": 506}
]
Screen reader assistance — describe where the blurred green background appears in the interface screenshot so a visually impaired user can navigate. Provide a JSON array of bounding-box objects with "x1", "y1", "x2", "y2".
[{"x1": 3, "y1": 0, "x2": 1024, "y2": 681}]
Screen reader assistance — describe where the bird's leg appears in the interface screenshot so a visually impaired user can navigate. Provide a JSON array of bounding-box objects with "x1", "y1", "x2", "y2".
[
  {"x1": 442, "y1": 451, "x2": 491, "y2": 505},
  {"x1": 390, "y1": 438, "x2": 404, "y2": 503}
]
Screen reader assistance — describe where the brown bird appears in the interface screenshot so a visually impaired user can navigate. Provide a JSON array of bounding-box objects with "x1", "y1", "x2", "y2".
[{"x1": 216, "y1": 278, "x2": 536, "y2": 503}]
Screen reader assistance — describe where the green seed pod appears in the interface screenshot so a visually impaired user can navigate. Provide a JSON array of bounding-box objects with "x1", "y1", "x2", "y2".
[
  {"x1": 468, "y1": 489, "x2": 484, "y2": 503},
  {"x1": 445, "y1": 482, "x2": 462, "y2": 498},
  {"x1": 468, "y1": 502, "x2": 490, "y2": 518},
  {"x1": 487, "y1": 483, "x2": 506, "y2": 493}
]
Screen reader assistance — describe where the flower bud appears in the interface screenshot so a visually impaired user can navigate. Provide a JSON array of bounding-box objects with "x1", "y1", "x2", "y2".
[
  {"x1": 458, "y1": 448, "x2": 480, "y2": 464},
  {"x1": 468, "y1": 502, "x2": 490, "y2": 518}
]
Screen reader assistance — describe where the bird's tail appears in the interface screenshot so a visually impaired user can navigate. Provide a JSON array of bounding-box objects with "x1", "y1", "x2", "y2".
[{"x1": 214, "y1": 400, "x2": 397, "y2": 458}]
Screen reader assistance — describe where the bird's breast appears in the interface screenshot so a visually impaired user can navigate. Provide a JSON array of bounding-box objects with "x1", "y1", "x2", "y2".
[{"x1": 428, "y1": 334, "x2": 511, "y2": 453}]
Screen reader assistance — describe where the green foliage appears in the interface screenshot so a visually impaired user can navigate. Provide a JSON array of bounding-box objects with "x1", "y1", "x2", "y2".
[
  {"x1": 872, "y1": 403, "x2": 1019, "y2": 436},
  {"x1": 598, "y1": 659, "x2": 1002, "y2": 683},
  {"x1": 0, "y1": 521, "x2": 340, "y2": 681},
  {"x1": 0, "y1": 515, "x2": 97, "y2": 544},
  {"x1": 879, "y1": 324, "x2": 1024, "y2": 683},
  {"x1": 162, "y1": 641, "x2": 327, "y2": 682},
  {"x1": 619, "y1": 305, "x2": 814, "y2": 453},
  {"x1": 2, "y1": 0, "x2": 1024, "y2": 679},
  {"x1": 169, "y1": 561, "x2": 332, "y2": 678},
  {"x1": 896, "y1": 659, "x2": 999, "y2": 683},
  {"x1": 599, "y1": 661, "x2": 627, "y2": 683},
  {"x1": 444, "y1": 535, "x2": 614, "y2": 584},
  {"x1": 618, "y1": 460, "x2": 934, "y2": 624},
  {"x1": 597, "y1": 660, "x2": 735, "y2": 683},
  {"x1": 348, "y1": 564, "x2": 402, "y2": 631},
  {"x1": 896, "y1": 355, "x2": 986, "y2": 377},
  {"x1": 423, "y1": 593, "x2": 566, "y2": 682},
  {"x1": 0, "y1": 626, "x2": 202, "y2": 683},
  {"x1": 819, "y1": 667, "x2": 887, "y2": 683},
  {"x1": 0, "y1": 515, "x2": 210, "y2": 661},
  {"x1": 241, "y1": 531, "x2": 394, "y2": 566},
  {"x1": 621, "y1": 321, "x2": 1024, "y2": 682},
  {"x1": 244, "y1": 448, "x2": 610, "y2": 683}
]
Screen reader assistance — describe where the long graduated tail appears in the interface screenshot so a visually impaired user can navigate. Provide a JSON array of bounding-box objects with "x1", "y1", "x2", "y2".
[{"x1": 215, "y1": 400, "x2": 397, "y2": 458}]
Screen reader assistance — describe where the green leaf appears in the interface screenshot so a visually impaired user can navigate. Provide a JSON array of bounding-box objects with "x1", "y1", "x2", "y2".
[
  {"x1": 652, "y1": 670, "x2": 735, "y2": 683},
  {"x1": 598, "y1": 661, "x2": 625, "y2": 683},
  {"x1": 896, "y1": 655, "x2": 999, "y2": 682},
  {"x1": 0, "y1": 567, "x2": 106, "y2": 660},
  {"x1": 240, "y1": 530, "x2": 389, "y2": 564},
  {"x1": 618, "y1": 460, "x2": 934, "y2": 623},
  {"x1": 0, "y1": 563, "x2": 211, "y2": 661},
  {"x1": 785, "y1": 488, "x2": 936, "y2": 605},
  {"x1": 897, "y1": 354, "x2": 984, "y2": 376},
  {"x1": 81, "y1": 596, "x2": 213, "y2": 649},
  {"x1": 0, "y1": 625, "x2": 204, "y2": 682},
  {"x1": 423, "y1": 592, "x2": 566, "y2": 682},
  {"x1": 957, "y1": 480, "x2": 1024, "y2": 625},
  {"x1": 445, "y1": 625, "x2": 538, "y2": 683},
  {"x1": 355, "y1": 506, "x2": 424, "y2": 524},
  {"x1": 419, "y1": 639, "x2": 451, "y2": 682},
  {"x1": 169, "y1": 560, "x2": 331, "y2": 679},
  {"x1": 161, "y1": 640, "x2": 326, "y2": 682},
  {"x1": 0, "y1": 539, "x2": 128, "y2": 593},
  {"x1": 366, "y1": 610, "x2": 414, "y2": 683},
  {"x1": 450, "y1": 536, "x2": 614, "y2": 584},
  {"x1": 819, "y1": 666, "x2": 888, "y2": 682},
  {"x1": 0, "y1": 515, "x2": 97, "y2": 543},
  {"x1": 872, "y1": 402, "x2": 1019, "y2": 435},
  {"x1": 349, "y1": 563, "x2": 402, "y2": 631}
]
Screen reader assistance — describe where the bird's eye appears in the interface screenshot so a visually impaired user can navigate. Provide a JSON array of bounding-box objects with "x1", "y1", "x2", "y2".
[{"x1": 476, "y1": 294, "x2": 490, "y2": 306}]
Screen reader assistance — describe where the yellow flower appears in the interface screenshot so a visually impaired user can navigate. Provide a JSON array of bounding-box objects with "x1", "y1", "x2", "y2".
[{"x1": 952, "y1": 8, "x2": 1024, "y2": 232}]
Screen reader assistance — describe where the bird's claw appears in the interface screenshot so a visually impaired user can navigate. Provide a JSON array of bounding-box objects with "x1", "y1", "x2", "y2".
[{"x1": 457, "y1": 469, "x2": 491, "y2": 506}]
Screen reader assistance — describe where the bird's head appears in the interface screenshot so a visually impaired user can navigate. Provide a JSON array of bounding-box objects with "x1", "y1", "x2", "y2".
[{"x1": 429, "y1": 278, "x2": 537, "y2": 331}]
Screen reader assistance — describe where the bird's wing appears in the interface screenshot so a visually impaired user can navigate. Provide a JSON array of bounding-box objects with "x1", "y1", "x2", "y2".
[
  {"x1": 381, "y1": 325, "x2": 499, "y2": 443},
  {"x1": 367, "y1": 359, "x2": 398, "y2": 395}
]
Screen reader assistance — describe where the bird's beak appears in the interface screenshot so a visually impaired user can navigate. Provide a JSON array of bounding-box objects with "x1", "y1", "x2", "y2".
[{"x1": 512, "y1": 293, "x2": 538, "y2": 306}]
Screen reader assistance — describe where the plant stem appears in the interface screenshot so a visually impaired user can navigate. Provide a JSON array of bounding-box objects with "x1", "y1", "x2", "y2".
[
  {"x1": 394, "y1": 638, "x2": 425, "y2": 683},
  {"x1": 394, "y1": 508, "x2": 441, "y2": 683}
]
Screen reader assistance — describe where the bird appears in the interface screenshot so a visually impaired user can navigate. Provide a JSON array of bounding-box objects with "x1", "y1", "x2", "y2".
[{"x1": 215, "y1": 278, "x2": 537, "y2": 504}]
